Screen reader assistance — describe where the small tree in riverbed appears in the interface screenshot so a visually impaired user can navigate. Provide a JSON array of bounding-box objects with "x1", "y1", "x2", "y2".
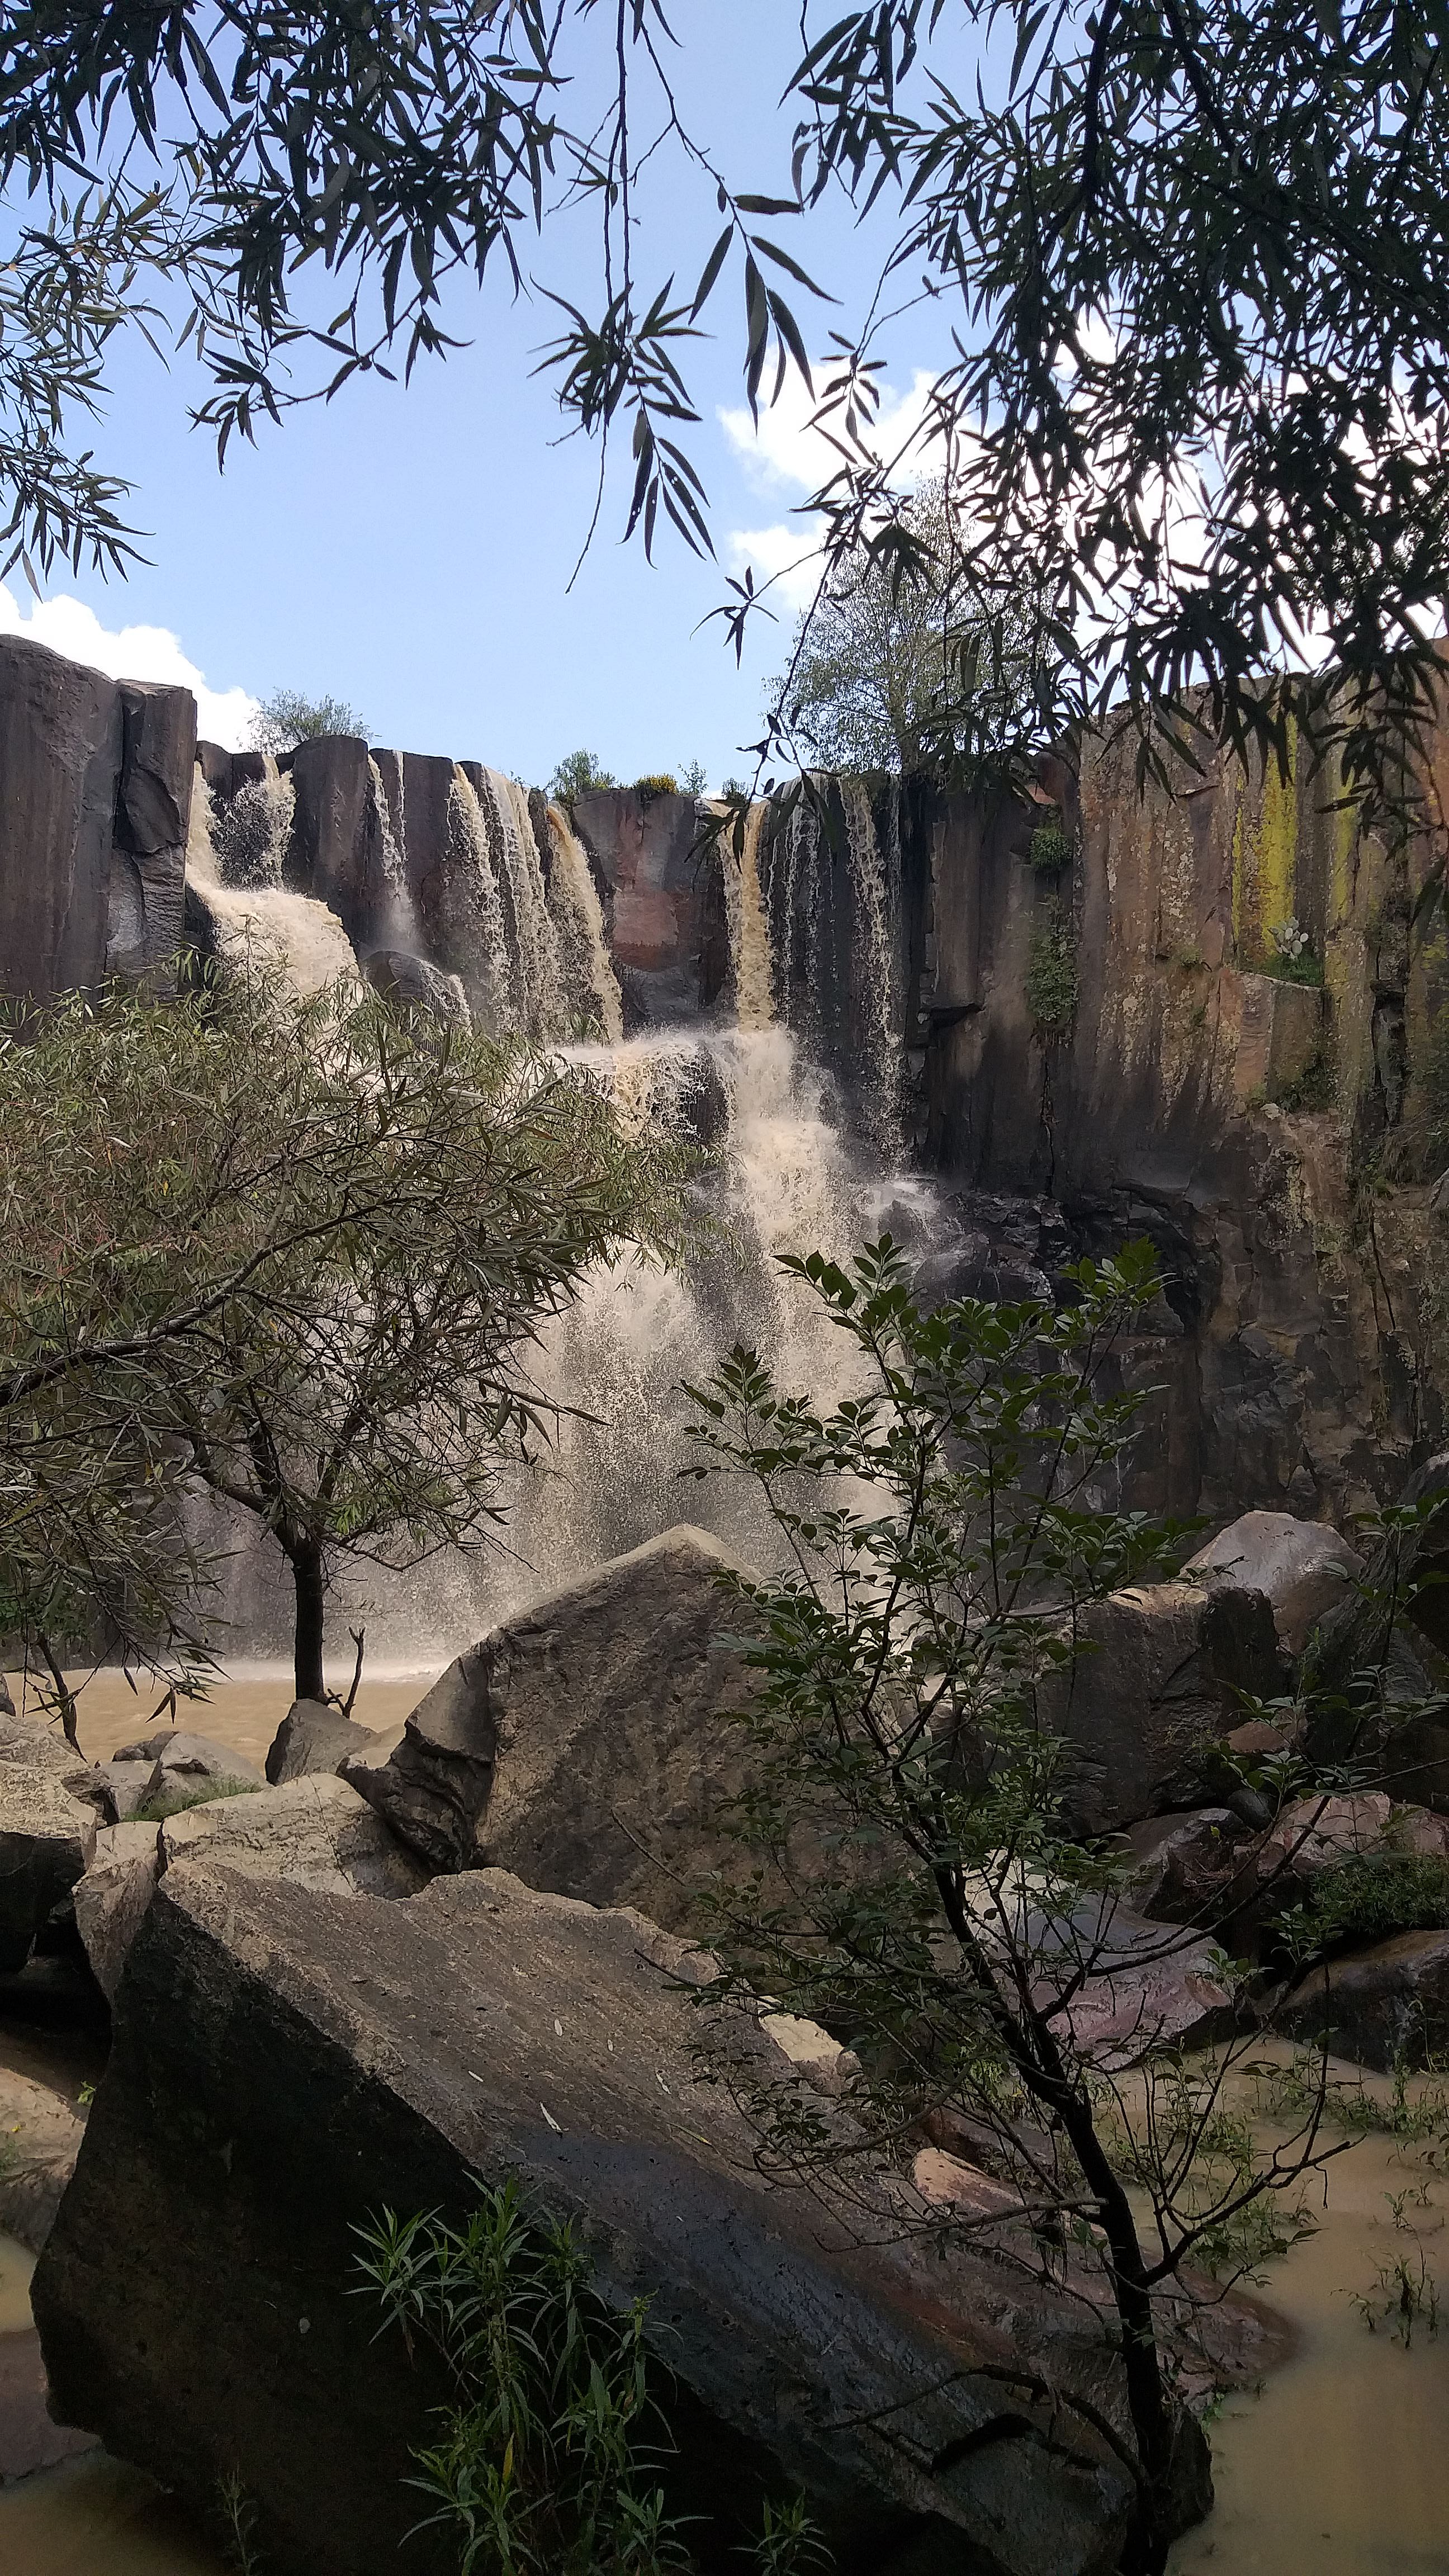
[
  {"x1": 683, "y1": 1240, "x2": 1351, "y2": 2576},
  {"x1": 0, "y1": 970, "x2": 686, "y2": 1699}
]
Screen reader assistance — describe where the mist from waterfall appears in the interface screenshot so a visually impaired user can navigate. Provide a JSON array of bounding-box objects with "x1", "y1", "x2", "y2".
[
  {"x1": 191, "y1": 763, "x2": 946, "y2": 1665},
  {"x1": 187, "y1": 773, "x2": 358, "y2": 995}
]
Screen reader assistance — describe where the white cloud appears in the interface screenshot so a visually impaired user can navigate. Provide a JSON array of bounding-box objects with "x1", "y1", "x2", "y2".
[
  {"x1": 720, "y1": 364, "x2": 945, "y2": 498},
  {"x1": 727, "y1": 523, "x2": 824, "y2": 615},
  {"x1": 0, "y1": 584, "x2": 258, "y2": 749},
  {"x1": 721, "y1": 362, "x2": 950, "y2": 617}
]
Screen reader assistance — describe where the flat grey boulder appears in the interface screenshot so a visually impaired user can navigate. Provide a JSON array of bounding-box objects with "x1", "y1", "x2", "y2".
[
  {"x1": 266, "y1": 1698, "x2": 386, "y2": 1786},
  {"x1": 1276, "y1": 1929, "x2": 1449, "y2": 2070},
  {"x1": 34, "y1": 1862, "x2": 1143, "y2": 2576},
  {"x1": 1044, "y1": 1580, "x2": 1282, "y2": 1836},
  {"x1": 1185, "y1": 1511, "x2": 1362, "y2": 1656},
  {"x1": 160, "y1": 1774, "x2": 429, "y2": 1899},
  {"x1": 71, "y1": 1781, "x2": 427, "y2": 2001},
  {"x1": 346, "y1": 1526, "x2": 759, "y2": 1917},
  {"x1": 110, "y1": 1727, "x2": 265, "y2": 1792},
  {"x1": 72, "y1": 1820, "x2": 163, "y2": 2002},
  {"x1": 0, "y1": 1764, "x2": 97, "y2": 1973},
  {"x1": 0, "y1": 1704, "x2": 81, "y2": 1782}
]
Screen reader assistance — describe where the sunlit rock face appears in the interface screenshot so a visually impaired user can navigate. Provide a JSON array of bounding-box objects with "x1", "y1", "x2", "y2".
[
  {"x1": 4, "y1": 610, "x2": 1448, "y2": 1538},
  {"x1": 0, "y1": 634, "x2": 193, "y2": 1001}
]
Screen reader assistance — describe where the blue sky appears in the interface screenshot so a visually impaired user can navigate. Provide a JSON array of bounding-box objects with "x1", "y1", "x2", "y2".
[{"x1": 2, "y1": 6, "x2": 964, "y2": 789}]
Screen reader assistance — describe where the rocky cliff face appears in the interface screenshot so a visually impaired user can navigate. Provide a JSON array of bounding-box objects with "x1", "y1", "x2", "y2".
[
  {"x1": 906, "y1": 718, "x2": 1447, "y2": 1523},
  {"x1": 0, "y1": 636, "x2": 194, "y2": 1001},
  {"x1": 0, "y1": 609, "x2": 1441, "y2": 1531}
]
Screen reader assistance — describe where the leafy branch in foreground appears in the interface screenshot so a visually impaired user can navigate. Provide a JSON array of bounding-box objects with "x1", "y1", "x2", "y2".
[
  {"x1": 357, "y1": 2184, "x2": 826, "y2": 2576},
  {"x1": 0, "y1": 1, "x2": 1442, "y2": 820},
  {"x1": 682, "y1": 1237, "x2": 1351, "y2": 2576}
]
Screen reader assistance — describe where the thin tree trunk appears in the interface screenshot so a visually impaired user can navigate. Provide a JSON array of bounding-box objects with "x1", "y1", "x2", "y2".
[{"x1": 291, "y1": 1541, "x2": 326, "y2": 1702}]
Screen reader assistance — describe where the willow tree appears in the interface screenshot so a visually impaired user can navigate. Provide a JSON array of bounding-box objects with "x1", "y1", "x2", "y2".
[
  {"x1": 0, "y1": 970, "x2": 686, "y2": 1698},
  {"x1": 0, "y1": 3, "x2": 1446, "y2": 813}
]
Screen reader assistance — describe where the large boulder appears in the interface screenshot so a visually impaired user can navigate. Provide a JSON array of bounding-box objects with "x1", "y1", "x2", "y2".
[
  {"x1": 346, "y1": 1527, "x2": 757, "y2": 1920},
  {"x1": 0, "y1": 1765, "x2": 96, "y2": 1973},
  {"x1": 1276, "y1": 1930, "x2": 1449, "y2": 2070},
  {"x1": 1045, "y1": 1581, "x2": 1282, "y2": 1836},
  {"x1": 108, "y1": 1728, "x2": 265, "y2": 1793},
  {"x1": 0, "y1": 2059, "x2": 87, "y2": 2251},
  {"x1": 266, "y1": 1698, "x2": 387, "y2": 1786},
  {"x1": 71, "y1": 1780, "x2": 427, "y2": 2001},
  {"x1": 1184, "y1": 1512, "x2": 1362, "y2": 1656},
  {"x1": 34, "y1": 1864, "x2": 1149, "y2": 2576},
  {"x1": 160, "y1": 1775, "x2": 428, "y2": 1898},
  {"x1": 363, "y1": 947, "x2": 470, "y2": 1027},
  {"x1": 73, "y1": 1820, "x2": 163, "y2": 2002}
]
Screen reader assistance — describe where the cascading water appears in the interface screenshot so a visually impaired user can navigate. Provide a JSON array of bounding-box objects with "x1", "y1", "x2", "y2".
[
  {"x1": 544, "y1": 801, "x2": 624, "y2": 1041},
  {"x1": 187, "y1": 773, "x2": 358, "y2": 995},
  {"x1": 841, "y1": 774, "x2": 903, "y2": 1147},
  {"x1": 367, "y1": 751, "x2": 414, "y2": 943},
  {"x1": 442, "y1": 765, "x2": 517, "y2": 1028},
  {"x1": 186, "y1": 760, "x2": 951, "y2": 1660},
  {"x1": 721, "y1": 802, "x2": 774, "y2": 1031}
]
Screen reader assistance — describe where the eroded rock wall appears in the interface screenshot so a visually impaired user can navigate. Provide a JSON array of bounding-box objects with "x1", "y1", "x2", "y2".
[
  {"x1": 0, "y1": 636, "x2": 193, "y2": 1001},
  {"x1": 913, "y1": 715, "x2": 1449, "y2": 1522}
]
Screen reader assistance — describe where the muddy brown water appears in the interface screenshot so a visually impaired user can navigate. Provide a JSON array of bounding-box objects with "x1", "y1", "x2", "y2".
[
  {"x1": 1, "y1": 1658, "x2": 439, "y2": 1774},
  {"x1": 1, "y1": 1685, "x2": 1447, "y2": 2573}
]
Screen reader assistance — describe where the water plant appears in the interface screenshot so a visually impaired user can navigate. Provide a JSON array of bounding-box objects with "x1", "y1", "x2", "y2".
[{"x1": 357, "y1": 2182, "x2": 826, "y2": 2576}]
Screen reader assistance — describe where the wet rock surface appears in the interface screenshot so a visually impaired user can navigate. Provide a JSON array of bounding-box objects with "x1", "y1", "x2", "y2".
[
  {"x1": 1045, "y1": 1580, "x2": 1282, "y2": 1836},
  {"x1": 1276, "y1": 1929, "x2": 1449, "y2": 2070},
  {"x1": 34, "y1": 1863, "x2": 1145, "y2": 2576}
]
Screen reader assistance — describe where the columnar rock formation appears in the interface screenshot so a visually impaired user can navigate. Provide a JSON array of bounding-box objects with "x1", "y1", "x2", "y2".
[
  {"x1": 3, "y1": 623, "x2": 1448, "y2": 1530},
  {"x1": 0, "y1": 634, "x2": 195, "y2": 1000}
]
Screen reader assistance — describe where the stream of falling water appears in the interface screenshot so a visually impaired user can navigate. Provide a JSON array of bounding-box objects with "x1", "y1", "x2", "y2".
[
  {"x1": 721, "y1": 802, "x2": 774, "y2": 1031},
  {"x1": 543, "y1": 801, "x2": 624, "y2": 1041},
  {"x1": 186, "y1": 775, "x2": 358, "y2": 994}
]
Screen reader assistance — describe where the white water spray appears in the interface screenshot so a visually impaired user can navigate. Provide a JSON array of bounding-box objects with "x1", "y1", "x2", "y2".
[{"x1": 187, "y1": 772, "x2": 358, "y2": 995}]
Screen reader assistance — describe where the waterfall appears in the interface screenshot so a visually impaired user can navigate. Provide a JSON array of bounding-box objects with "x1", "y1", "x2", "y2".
[
  {"x1": 478, "y1": 768, "x2": 569, "y2": 1040},
  {"x1": 841, "y1": 775, "x2": 903, "y2": 1145},
  {"x1": 443, "y1": 766, "x2": 518, "y2": 1029},
  {"x1": 477, "y1": 1020, "x2": 944, "y2": 1605},
  {"x1": 367, "y1": 752, "x2": 413, "y2": 941},
  {"x1": 544, "y1": 801, "x2": 624, "y2": 1041},
  {"x1": 723, "y1": 802, "x2": 774, "y2": 1031},
  {"x1": 187, "y1": 771, "x2": 358, "y2": 995},
  {"x1": 209, "y1": 756, "x2": 295, "y2": 890}
]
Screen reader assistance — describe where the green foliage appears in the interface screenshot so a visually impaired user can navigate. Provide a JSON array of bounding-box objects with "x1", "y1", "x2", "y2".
[
  {"x1": 249, "y1": 690, "x2": 369, "y2": 753},
  {"x1": 550, "y1": 751, "x2": 618, "y2": 803},
  {"x1": 1301, "y1": 1853, "x2": 1449, "y2": 1948},
  {"x1": 1274, "y1": 1047, "x2": 1336, "y2": 1112},
  {"x1": 0, "y1": 971, "x2": 690, "y2": 1692},
  {"x1": 633, "y1": 774, "x2": 678, "y2": 797},
  {"x1": 677, "y1": 760, "x2": 709, "y2": 797},
  {"x1": 357, "y1": 2184, "x2": 827, "y2": 2576},
  {"x1": 133, "y1": 1776, "x2": 262, "y2": 1823},
  {"x1": 0, "y1": 0, "x2": 1439, "y2": 822},
  {"x1": 1259, "y1": 921, "x2": 1324, "y2": 987},
  {"x1": 1026, "y1": 822, "x2": 1072, "y2": 877},
  {"x1": 767, "y1": 476, "x2": 1045, "y2": 781},
  {"x1": 681, "y1": 1235, "x2": 1347, "y2": 2565},
  {"x1": 1025, "y1": 906, "x2": 1077, "y2": 1032}
]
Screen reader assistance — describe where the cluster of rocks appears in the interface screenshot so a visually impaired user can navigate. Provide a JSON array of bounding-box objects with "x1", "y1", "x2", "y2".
[{"x1": 5, "y1": 1493, "x2": 1448, "y2": 2569}]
